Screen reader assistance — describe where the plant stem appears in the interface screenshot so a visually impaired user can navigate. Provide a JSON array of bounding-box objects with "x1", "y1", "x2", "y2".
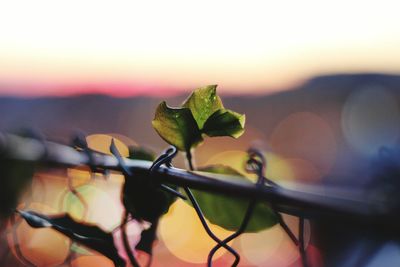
[{"x1": 185, "y1": 149, "x2": 195, "y2": 171}]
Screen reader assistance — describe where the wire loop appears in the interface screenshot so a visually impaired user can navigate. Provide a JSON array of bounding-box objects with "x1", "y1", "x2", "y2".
[
  {"x1": 150, "y1": 146, "x2": 186, "y2": 200},
  {"x1": 244, "y1": 148, "x2": 308, "y2": 267},
  {"x1": 207, "y1": 148, "x2": 269, "y2": 266}
]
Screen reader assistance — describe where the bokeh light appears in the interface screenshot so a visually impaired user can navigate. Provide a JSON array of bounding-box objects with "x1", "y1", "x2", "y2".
[
  {"x1": 112, "y1": 219, "x2": 142, "y2": 263},
  {"x1": 108, "y1": 133, "x2": 138, "y2": 147},
  {"x1": 264, "y1": 153, "x2": 295, "y2": 183},
  {"x1": 204, "y1": 149, "x2": 321, "y2": 186},
  {"x1": 159, "y1": 199, "x2": 234, "y2": 264},
  {"x1": 30, "y1": 173, "x2": 69, "y2": 211},
  {"x1": 205, "y1": 150, "x2": 249, "y2": 176},
  {"x1": 239, "y1": 214, "x2": 310, "y2": 267},
  {"x1": 86, "y1": 134, "x2": 130, "y2": 157},
  {"x1": 364, "y1": 242, "x2": 400, "y2": 267},
  {"x1": 71, "y1": 255, "x2": 114, "y2": 267},
  {"x1": 282, "y1": 158, "x2": 322, "y2": 184},
  {"x1": 269, "y1": 112, "x2": 337, "y2": 175},
  {"x1": 7, "y1": 203, "x2": 71, "y2": 267},
  {"x1": 66, "y1": 168, "x2": 91, "y2": 188},
  {"x1": 61, "y1": 182, "x2": 125, "y2": 231},
  {"x1": 195, "y1": 126, "x2": 268, "y2": 166},
  {"x1": 342, "y1": 86, "x2": 400, "y2": 156}
]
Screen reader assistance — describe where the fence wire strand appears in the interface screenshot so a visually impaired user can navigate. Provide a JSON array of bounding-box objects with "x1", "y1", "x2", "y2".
[{"x1": 4, "y1": 133, "x2": 396, "y2": 267}]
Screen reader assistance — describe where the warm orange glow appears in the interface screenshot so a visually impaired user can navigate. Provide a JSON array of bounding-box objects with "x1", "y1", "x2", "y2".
[
  {"x1": 159, "y1": 199, "x2": 234, "y2": 264},
  {"x1": 30, "y1": 173, "x2": 70, "y2": 211},
  {"x1": 287, "y1": 158, "x2": 322, "y2": 183},
  {"x1": 112, "y1": 219, "x2": 142, "y2": 263},
  {"x1": 204, "y1": 150, "x2": 312, "y2": 185},
  {"x1": 239, "y1": 214, "x2": 310, "y2": 267},
  {"x1": 7, "y1": 203, "x2": 71, "y2": 267},
  {"x1": 61, "y1": 181, "x2": 125, "y2": 231},
  {"x1": 264, "y1": 153, "x2": 294, "y2": 183},
  {"x1": 86, "y1": 134, "x2": 130, "y2": 157},
  {"x1": 71, "y1": 255, "x2": 114, "y2": 267},
  {"x1": 67, "y1": 168, "x2": 92, "y2": 188},
  {"x1": 0, "y1": 0, "x2": 399, "y2": 96},
  {"x1": 205, "y1": 150, "x2": 249, "y2": 176},
  {"x1": 195, "y1": 126, "x2": 268, "y2": 167}
]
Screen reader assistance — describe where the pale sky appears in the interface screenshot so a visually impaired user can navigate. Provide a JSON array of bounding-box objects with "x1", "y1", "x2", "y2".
[{"x1": 0, "y1": 0, "x2": 399, "y2": 95}]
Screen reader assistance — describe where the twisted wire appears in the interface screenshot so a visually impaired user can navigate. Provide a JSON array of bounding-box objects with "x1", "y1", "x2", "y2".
[{"x1": 151, "y1": 147, "x2": 241, "y2": 266}]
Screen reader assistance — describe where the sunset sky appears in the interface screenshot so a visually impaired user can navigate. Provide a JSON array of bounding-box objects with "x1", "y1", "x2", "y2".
[{"x1": 0, "y1": 0, "x2": 399, "y2": 96}]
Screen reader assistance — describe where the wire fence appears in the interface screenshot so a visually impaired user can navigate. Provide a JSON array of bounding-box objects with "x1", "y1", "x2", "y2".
[{"x1": 1, "y1": 133, "x2": 399, "y2": 267}]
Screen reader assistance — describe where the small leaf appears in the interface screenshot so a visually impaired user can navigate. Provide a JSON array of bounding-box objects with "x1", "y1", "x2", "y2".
[
  {"x1": 189, "y1": 165, "x2": 278, "y2": 232},
  {"x1": 128, "y1": 146, "x2": 155, "y2": 162},
  {"x1": 123, "y1": 178, "x2": 176, "y2": 224},
  {"x1": 152, "y1": 101, "x2": 203, "y2": 151},
  {"x1": 202, "y1": 109, "x2": 245, "y2": 138},
  {"x1": 18, "y1": 211, "x2": 125, "y2": 267},
  {"x1": 123, "y1": 145, "x2": 177, "y2": 257},
  {"x1": 182, "y1": 85, "x2": 224, "y2": 129},
  {"x1": 123, "y1": 180, "x2": 175, "y2": 260},
  {"x1": 122, "y1": 177, "x2": 176, "y2": 261},
  {"x1": 0, "y1": 159, "x2": 35, "y2": 220}
]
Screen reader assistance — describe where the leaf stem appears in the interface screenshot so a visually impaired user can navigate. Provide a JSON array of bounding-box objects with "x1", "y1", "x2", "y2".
[{"x1": 185, "y1": 149, "x2": 195, "y2": 171}]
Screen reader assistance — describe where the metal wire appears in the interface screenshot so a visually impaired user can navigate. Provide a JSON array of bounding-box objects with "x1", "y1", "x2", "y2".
[
  {"x1": 206, "y1": 149, "x2": 268, "y2": 266},
  {"x1": 3, "y1": 133, "x2": 396, "y2": 267},
  {"x1": 121, "y1": 211, "x2": 140, "y2": 267},
  {"x1": 184, "y1": 187, "x2": 241, "y2": 265},
  {"x1": 110, "y1": 139, "x2": 140, "y2": 267},
  {"x1": 151, "y1": 147, "x2": 241, "y2": 266},
  {"x1": 88, "y1": 140, "x2": 309, "y2": 267},
  {"x1": 244, "y1": 149, "x2": 308, "y2": 267},
  {"x1": 299, "y1": 217, "x2": 308, "y2": 267},
  {"x1": 0, "y1": 133, "x2": 382, "y2": 222},
  {"x1": 149, "y1": 146, "x2": 187, "y2": 200}
]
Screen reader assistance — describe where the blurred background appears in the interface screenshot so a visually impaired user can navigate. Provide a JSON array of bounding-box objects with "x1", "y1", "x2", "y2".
[{"x1": 0, "y1": 0, "x2": 400, "y2": 266}]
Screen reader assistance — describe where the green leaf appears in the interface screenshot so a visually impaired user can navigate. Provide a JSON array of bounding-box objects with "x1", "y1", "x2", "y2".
[
  {"x1": 0, "y1": 158, "x2": 35, "y2": 220},
  {"x1": 202, "y1": 109, "x2": 245, "y2": 138},
  {"x1": 182, "y1": 85, "x2": 224, "y2": 129},
  {"x1": 152, "y1": 101, "x2": 203, "y2": 151},
  {"x1": 123, "y1": 145, "x2": 177, "y2": 257},
  {"x1": 189, "y1": 165, "x2": 278, "y2": 232},
  {"x1": 128, "y1": 146, "x2": 155, "y2": 162},
  {"x1": 123, "y1": 175, "x2": 176, "y2": 223}
]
